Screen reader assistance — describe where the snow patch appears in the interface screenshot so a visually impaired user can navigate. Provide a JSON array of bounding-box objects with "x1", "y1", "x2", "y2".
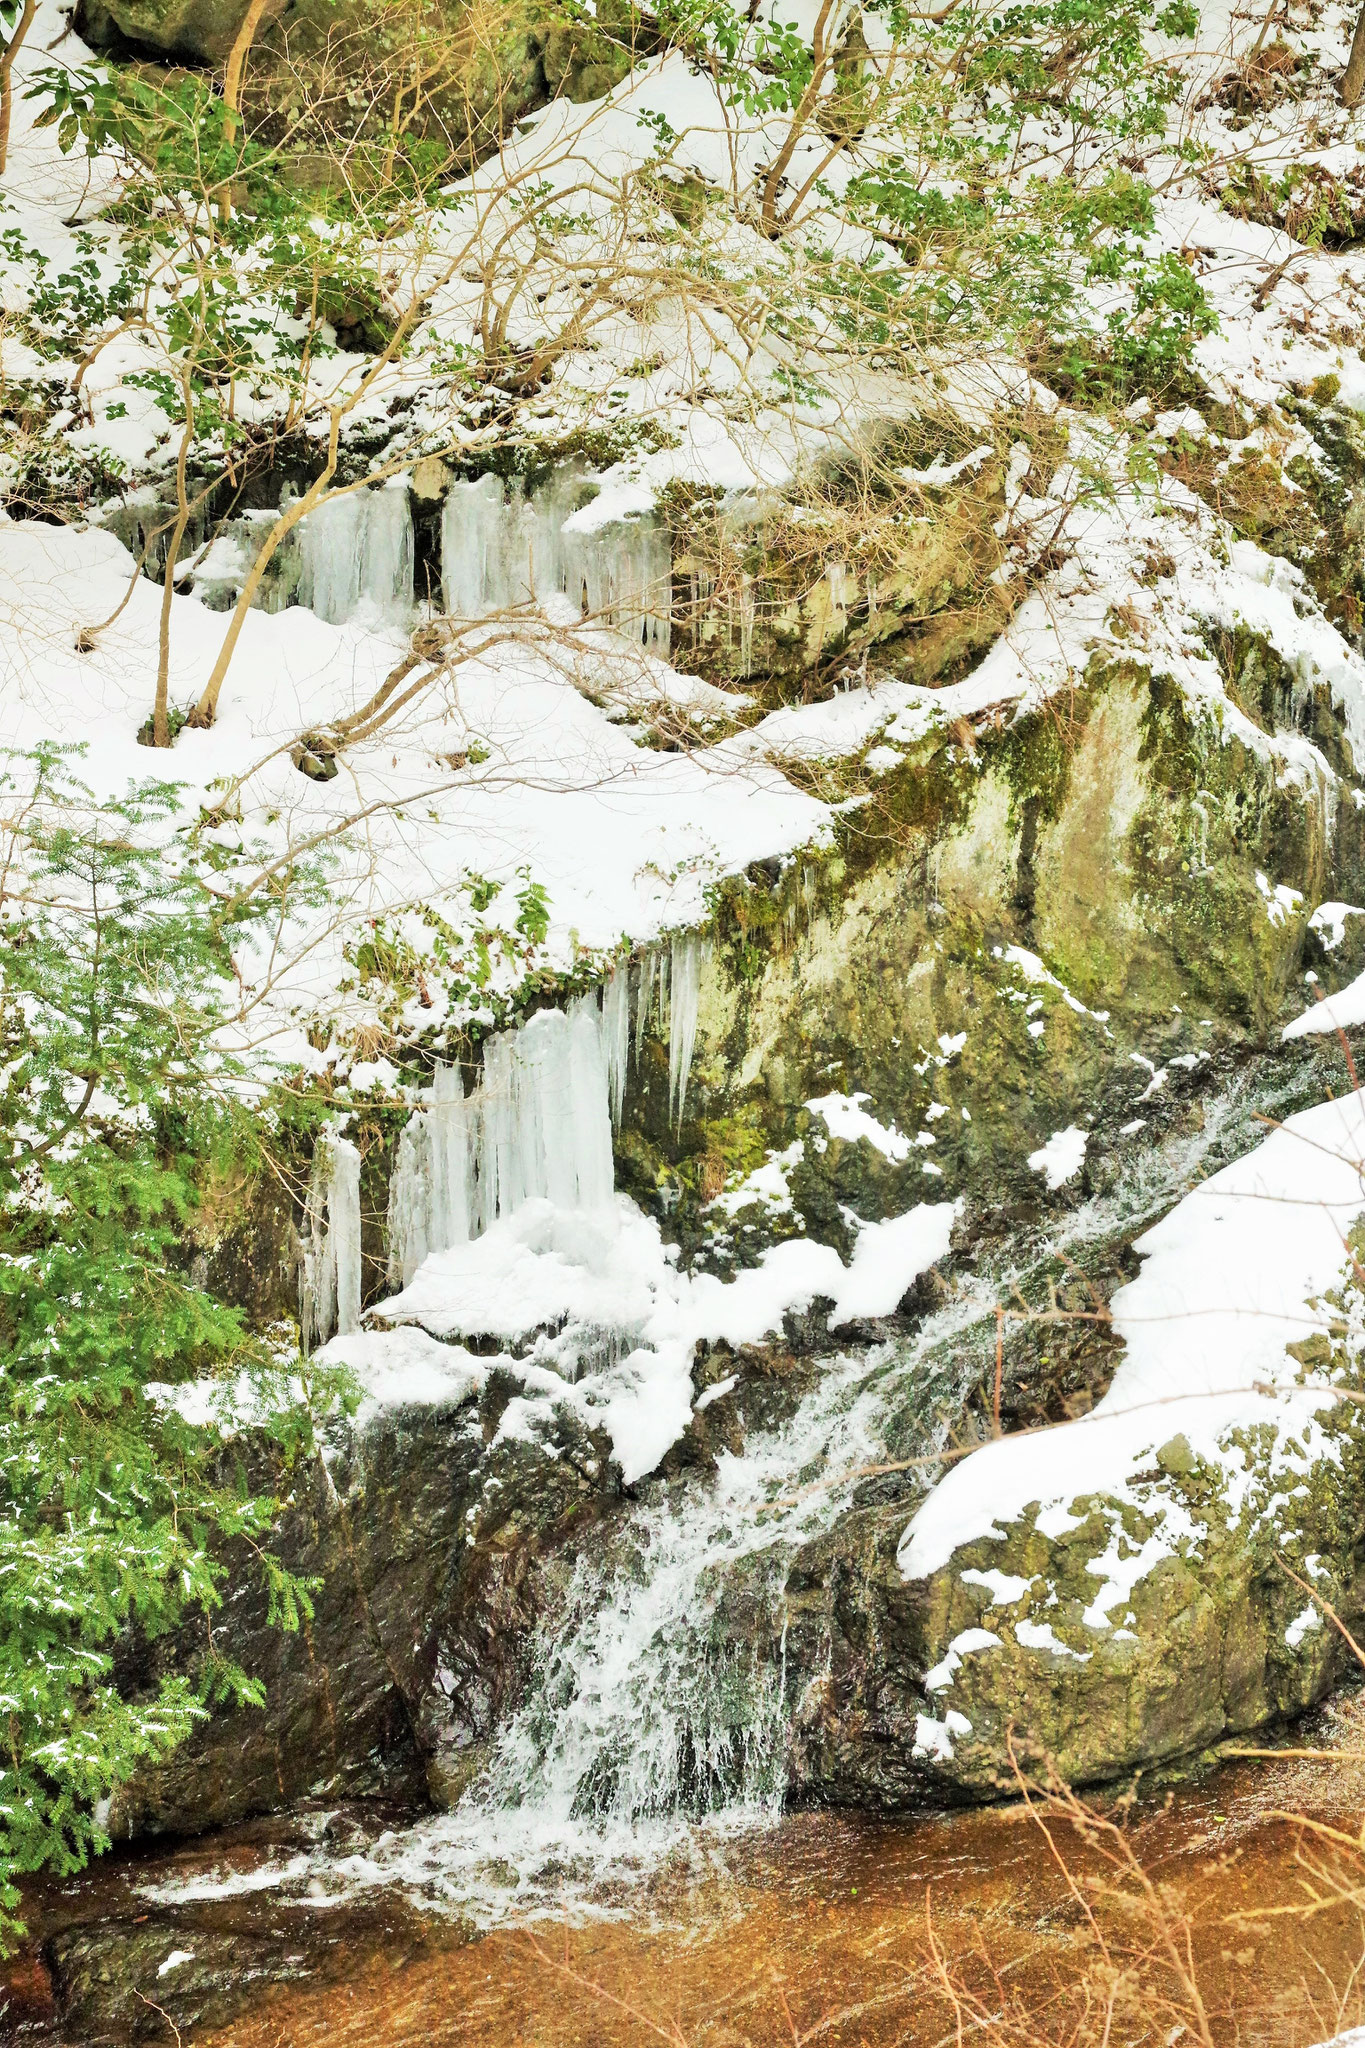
[{"x1": 1028, "y1": 1126, "x2": 1088, "y2": 1191}]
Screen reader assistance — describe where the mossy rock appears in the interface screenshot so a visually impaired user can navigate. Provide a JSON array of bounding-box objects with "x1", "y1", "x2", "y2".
[
  {"x1": 78, "y1": 0, "x2": 281, "y2": 63},
  {"x1": 618, "y1": 660, "x2": 1344, "y2": 1255},
  {"x1": 788, "y1": 1385, "x2": 1365, "y2": 1804}
]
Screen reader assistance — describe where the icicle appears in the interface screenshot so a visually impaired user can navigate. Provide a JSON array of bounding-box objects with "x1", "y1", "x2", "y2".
[
  {"x1": 299, "y1": 1131, "x2": 361, "y2": 1347},
  {"x1": 602, "y1": 966, "x2": 630, "y2": 1126},
  {"x1": 329, "y1": 1137, "x2": 362, "y2": 1336},
  {"x1": 634, "y1": 950, "x2": 655, "y2": 1067},
  {"x1": 442, "y1": 473, "x2": 513, "y2": 616},
  {"x1": 298, "y1": 493, "x2": 365, "y2": 624},
  {"x1": 478, "y1": 1026, "x2": 521, "y2": 1226},
  {"x1": 384, "y1": 990, "x2": 622, "y2": 1282},
  {"x1": 522, "y1": 1009, "x2": 575, "y2": 1208},
  {"x1": 429, "y1": 1061, "x2": 473, "y2": 1250},
  {"x1": 299, "y1": 1139, "x2": 336, "y2": 1355},
  {"x1": 668, "y1": 935, "x2": 704, "y2": 1132},
  {"x1": 387, "y1": 1112, "x2": 433, "y2": 1288},
  {"x1": 360, "y1": 486, "x2": 415, "y2": 620},
  {"x1": 298, "y1": 487, "x2": 414, "y2": 625},
  {"x1": 567, "y1": 994, "x2": 615, "y2": 1207},
  {"x1": 439, "y1": 463, "x2": 670, "y2": 648}
]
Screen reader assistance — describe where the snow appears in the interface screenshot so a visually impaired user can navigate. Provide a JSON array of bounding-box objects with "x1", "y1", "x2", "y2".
[
  {"x1": 1014, "y1": 1620, "x2": 1090, "y2": 1661},
  {"x1": 320, "y1": 1326, "x2": 487, "y2": 1422},
  {"x1": 1284, "y1": 971, "x2": 1365, "y2": 1041},
  {"x1": 0, "y1": 518, "x2": 827, "y2": 1054},
  {"x1": 913, "y1": 1709, "x2": 972, "y2": 1761},
  {"x1": 806, "y1": 1093, "x2": 912, "y2": 1162},
  {"x1": 708, "y1": 1141, "x2": 803, "y2": 1219},
  {"x1": 1256, "y1": 871, "x2": 1305, "y2": 929},
  {"x1": 899, "y1": 1092, "x2": 1365, "y2": 1614},
  {"x1": 923, "y1": 1628, "x2": 1002, "y2": 1693},
  {"x1": 10, "y1": 0, "x2": 1365, "y2": 1764},
  {"x1": 328, "y1": 1195, "x2": 957, "y2": 1482},
  {"x1": 826, "y1": 1206, "x2": 957, "y2": 1325},
  {"x1": 1028, "y1": 1126, "x2": 1088, "y2": 1191},
  {"x1": 8, "y1": 0, "x2": 1365, "y2": 1086},
  {"x1": 959, "y1": 1569, "x2": 1032, "y2": 1606},
  {"x1": 1308, "y1": 903, "x2": 1365, "y2": 953},
  {"x1": 1285, "y1": 1602, "x2": 1322, "y2": 1650}
]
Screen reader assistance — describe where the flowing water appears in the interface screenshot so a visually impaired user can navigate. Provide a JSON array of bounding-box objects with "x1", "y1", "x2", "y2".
[
  {"x1": 9, "y1": 1055, "x2": 1348, "y2": 2044},
  {"x1": 13, "y1": 1721, "x2": 1365, "y2": 2046},
  {"x1": 157, "y1": 1059, "x2": 1321, "y2": 1939},
  {"x1": 237, "y1": 1056, "x2": 1334, "y2": 1933}
]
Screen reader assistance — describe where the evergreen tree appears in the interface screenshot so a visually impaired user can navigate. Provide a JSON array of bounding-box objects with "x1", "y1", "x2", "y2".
[{"x1": 0, "y1": 746, "x2": 339, "y2": 1941}]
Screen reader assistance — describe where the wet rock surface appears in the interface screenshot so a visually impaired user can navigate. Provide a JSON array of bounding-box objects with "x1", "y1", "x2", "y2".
[
  {"x1": 6, "y1": 1808, "x2": 454, "y2": 2044},
  {"x1": 98, "y1": 645, "x2": 1365, "y2": 1852}
]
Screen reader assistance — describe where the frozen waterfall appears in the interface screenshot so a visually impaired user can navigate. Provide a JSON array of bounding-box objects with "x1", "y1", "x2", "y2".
[
  {"x1": 297, "y1": 484, "x2": 415, "y2": 625},
  {"x1": 299, "y1": 1133, "x2": 363, "y2": 1351},
  {"x1": 440, "y1": 466, "x2": 671, "y2": 651},
  {"x1": 385, "y1": 951, "x2": 706, "y2": 1283},
  {"x1": 386, "y1": 992, "x2": 616, "y2": 1285}
]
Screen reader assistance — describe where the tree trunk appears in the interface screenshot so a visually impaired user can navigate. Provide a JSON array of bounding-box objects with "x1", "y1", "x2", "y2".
[
  {"x1": 152, "y1": 388, "x2": 196, "y2": 747},
  {"x1": 0, "y1": 0, "x2": 38, "y2": 178},
  {"x1": 218, "y1": 0, "x2": 274, "y2": 221},
  {"x1": 1344, "y1": 0, "x2": 1365, "y2": 105}
]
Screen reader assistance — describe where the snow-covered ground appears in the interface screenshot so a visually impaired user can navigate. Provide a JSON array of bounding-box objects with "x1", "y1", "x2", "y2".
[
  {"x1": 7, "y1": 0, "x2": 1365, "y2": 1070},
  {"x1": 325, "y1": 1178, "x2": 956, "y2": 1481},
  {"x1": 10, "y1": 0, "x2": 1365, "y2": 1615}
]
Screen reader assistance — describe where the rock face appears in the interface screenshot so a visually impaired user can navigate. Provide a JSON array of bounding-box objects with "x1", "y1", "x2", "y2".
[
  {"x1": 75, "y1": 0, "x2": 636, "y2": 151},
  {"x1": 118, "y1": 635, "x2": 1365, "y2": 1836},
  {"x1": 111, "y1": 1372, "x2": 623, "y2": 1836},
  {"x1": 78, "y1": 0, "x2": 282, "y2": 63},
  {"x1": 620, "y1": 657, "x2": 1361, "y2": 1251},
  {"x1": 786, "y1": 1410, "x2": 1365, "y2": 1808},
  {"x1": 111, "y1": 1401, "x2": 464, "y2": 1835}
]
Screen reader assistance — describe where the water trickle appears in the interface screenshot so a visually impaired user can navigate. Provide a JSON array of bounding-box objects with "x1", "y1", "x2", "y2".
[
  {"x1": 159, "y1": 1306, "x2": 977, "y2": 1924},
  {"x1": 297, "y1": 485, "x2": 415, "y2": 626},
  {"x1": 468, "y1": 1350, "x2": 892, "y2": 1836}
]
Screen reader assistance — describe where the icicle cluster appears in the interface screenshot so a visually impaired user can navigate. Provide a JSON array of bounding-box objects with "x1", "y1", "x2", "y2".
[
  {"x1": 441, "y1": 466, "x2": 671, "y2": 651},
  {"x1": 384, "y1": 943, "x2": 708, "y2": 1286},
  {"x1": 387, "y1": 993, "x2": 616, "y2": 1286},
  {"x1": 299, "y1": 1134, "x2": 363, "y2": 1352},
  {"x1": 297, "y1": 485, "x2": 415, "y2": 625},
  {"x1": 629, "y1": 935, "x2": 707, "y2": 1132}
]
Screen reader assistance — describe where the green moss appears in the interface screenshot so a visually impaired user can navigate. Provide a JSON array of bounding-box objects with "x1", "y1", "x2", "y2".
[
  {"x1": 837, "y1": 734, "x2": 983, "y2": 885},
  {"x1": 705, "y1": 869, "x2": 790, "y2": 984},
  {"x1": 997, "y1": 686, "x2": 1092, "y2": 850}
]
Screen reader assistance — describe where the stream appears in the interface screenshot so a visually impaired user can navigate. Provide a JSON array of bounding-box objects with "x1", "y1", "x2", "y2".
[
  {"x1": 8, "y1": 1055, "x2": 1357, "y2": 2045},
  {"x1": 10, "y1": 1726, "x2": 1365, "y2": 2046}
]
